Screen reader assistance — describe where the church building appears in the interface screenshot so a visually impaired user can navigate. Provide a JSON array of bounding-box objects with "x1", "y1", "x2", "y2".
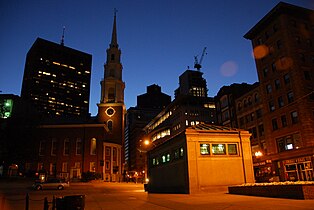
[{"x1": 26, "y1": 12, "x2": 125, "y2": 182}]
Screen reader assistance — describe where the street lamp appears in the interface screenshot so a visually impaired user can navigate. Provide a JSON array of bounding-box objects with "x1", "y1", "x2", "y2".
[{"x1": 255, "y1": 151, "x2": 263, "y2": 157}]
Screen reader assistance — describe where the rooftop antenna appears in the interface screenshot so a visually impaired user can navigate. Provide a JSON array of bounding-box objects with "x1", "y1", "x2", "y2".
[{"x1": 60, "y1": 26, "x2": 65, "y2": 46}]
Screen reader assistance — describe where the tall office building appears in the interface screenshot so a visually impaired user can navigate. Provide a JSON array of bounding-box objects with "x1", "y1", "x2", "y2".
[
  {"x1": 21, "y1": 38, "x2": 92, "y2": 119},
  {"x1": 125, "y1": 84, "x2": 171, "y2": 174},
  {"x1": 144, "y1": 69, "x2": 216, "y2": 147},
  {"x1": 244, "y1": 2, "x2": 314, "y2": 181},
  {"x1": 174, "y1": 70, "x2": 207, "y2": 98}
]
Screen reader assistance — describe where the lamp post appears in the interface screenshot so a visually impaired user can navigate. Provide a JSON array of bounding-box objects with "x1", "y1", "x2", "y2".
[{"x1": 137, "y1": 139, "x2": 155, "y2": 184}]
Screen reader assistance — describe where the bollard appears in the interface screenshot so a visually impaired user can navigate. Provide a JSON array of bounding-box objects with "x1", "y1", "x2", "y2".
[
  {"x1": 43, "y1": 197, "x2": 49, "y2": 210},
  {"x1": 25, "y1": 193, "x2": 29, "y2": 210}
]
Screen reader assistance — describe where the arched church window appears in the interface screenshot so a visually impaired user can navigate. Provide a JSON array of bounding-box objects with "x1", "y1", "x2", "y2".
[
  {"x1": 111, "y1": 54, "x2": 115, "y2": 61},
  {"x1": 107, "y1": 120, "x2": 113, "y2": 131}
]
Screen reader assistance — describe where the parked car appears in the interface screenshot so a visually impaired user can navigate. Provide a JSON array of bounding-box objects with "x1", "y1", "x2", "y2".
[{"x1": 33, "y1": 178, "x2": 69, "y2": 190}]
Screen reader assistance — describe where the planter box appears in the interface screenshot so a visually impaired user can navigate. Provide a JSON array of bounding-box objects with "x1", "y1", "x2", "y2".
[{"x1": 228, "y1": 184, "x2": 314, "y2": 199}]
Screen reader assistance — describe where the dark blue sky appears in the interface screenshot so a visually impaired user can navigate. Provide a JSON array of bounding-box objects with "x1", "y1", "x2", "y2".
[{"x1": 1, "y1": 0, "x2": 313, "y2": 115}]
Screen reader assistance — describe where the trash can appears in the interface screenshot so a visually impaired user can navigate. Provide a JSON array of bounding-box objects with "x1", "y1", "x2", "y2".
[
  {"x1": 56, "y1": 197, "x2": 65, "y2": 210},
  {"x1": 63, "y1": 195, "x2": 85, "y2": 210}
]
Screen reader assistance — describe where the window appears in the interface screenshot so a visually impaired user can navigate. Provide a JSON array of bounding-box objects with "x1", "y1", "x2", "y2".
[
  {"x1": 212, "y1": 144, "x2": 226, "y2": 155},
  {"x1": 105, "y1": 160, "x2": 110, "y2": 170},
  {"x1": 180, "y1": 147, "x2": 184, "y2": 157},
  {"x1": 263, "y1": 68, "x2": 268, "y2": 78},
  {"x1": 37, "y1": 163, "x2": 43, "y2": 171},
  {"x1": 51, "y1": 139, "x2": 57, "y2": 156},
  {"x1": 90, "y1": 138, "x2": 96, "y2": 155},
  {"x1": 287, "y1": 91, "x2": 294, "y2": 103},
  {"x1": 244, "y1": 99, "x2": 248, "y2": 108},
  {"x1": 266, "y1": 84, "x2": 272, "y2": 94},
  {"x1": 111, "y1": 54, "x2": 115, "y2": 61},
  {"x1": 228, "y1": 144, "x2": 238, "y2": 155},
  {"x1": 200, "y1": 144, "x2": 210, "y2": 155},
  {"x1": 90, "y1": 162, "x2": 96, "y2": 172},
  {"x1": 272, "y1": 118, "x2": 278, "y2": 131},
  {"x1": 238, "y1": 103, "x2": 242, "y2": 111},
  {"x1": 254, "y1": 93, "x2": 259, "y2": 103},
  {"x1": 291, "y1": 111, "x2": 299, "y2": 124},
  {"x1": 284, "y1": 74, "x2": 290, "y2": 84},
  {"x1": 49, "y1": 163, "x2": 56, "y2": 176},
  {"x1": 162, "y1": 155, "x2": 166, "y2": 163},
  {"x1": 281, "y1": 115, "x2": 287, "y2": 127},
  {"x1": 278, "y1": 96, "x2": 284, "y2": 108},
  {"x1": 252, "y1": 127, "x2": 257, "y2": 139},
  {"x1": 269, "y1": 101, "x2": 275, "y2": 112},
  {"x1": 39, "y1": 140, "x2": 45, "y2": 156},
  {"x1": 258, "y1": 124, "x2": 264, "y2": 137},
  {"x1": 166, "y1": 153, "x2": 171, "y2": 162},
  {"x1": 275, "y1": 79, "x2": 281, "y2": 90},
  {"x1": 62, "y1": 162, "x2": 68, "y2": 172},
  {"x1": 248, "y1": 97, "x2": 252, "y2": 106},
  {"x1": 174, "y1": 149, "x2": 179, "y2": 159},
  {"x1": 277, "y1": 135, "x2": 295, "y2": 152},
  {"x1": 106, "y1": 147, "x2": 111, "y2": 156},
  {"x1": 64, "y1": 138, "x2": 69, "y2": 155},
  {"x1": 256, "y1": 109, "x2": 262, "y2": 118},
  {"x1": 107, "y1": 120, "x2": 113, "y2": 131},
  {"x1": 76, "y1": 138, "x2": 82, "y2": 155}
]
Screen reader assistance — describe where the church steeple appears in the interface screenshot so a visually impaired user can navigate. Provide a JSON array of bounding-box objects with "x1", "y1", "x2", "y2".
[
  {"x1": 98, "y1": 9, "x2": 125, "y2": 123},
  {"x1": 110, "y1": 8, "x2": 118, "y2": 48}
]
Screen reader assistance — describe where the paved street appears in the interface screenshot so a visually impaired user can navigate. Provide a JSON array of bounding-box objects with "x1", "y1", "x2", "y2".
[{"x1": 1, "y1": 179, "x2": 314, "y2": 210}]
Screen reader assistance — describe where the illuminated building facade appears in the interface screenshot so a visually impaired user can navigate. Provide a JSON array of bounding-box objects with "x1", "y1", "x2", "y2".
[
  {"x1": 146, "y1": 123, "x2": 254, "y2": 194},
  {"x1": 125, "y1": 84, "x2": 171, "y2": 175},
  {"x1": 244, "y1": 2, "x2": 314, "y2": 181},
  {"x1": 21, "y1": 38, "x2": 92, "y2": 119}
]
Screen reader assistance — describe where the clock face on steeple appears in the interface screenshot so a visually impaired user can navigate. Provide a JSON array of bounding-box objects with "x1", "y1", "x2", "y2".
[{"x1": 106, "y1": 107, "x2": 115, "y2": 117}]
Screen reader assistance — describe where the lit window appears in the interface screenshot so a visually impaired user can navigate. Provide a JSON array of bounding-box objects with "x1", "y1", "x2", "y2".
[
  {"x1": 200, "y1": 144, "x2": 210, "y2": 155},
  {"x1": 180, "y1": 147, "x2": 184, "y2": 157},
  {"x1": 212, "y1": 144, "x2": 226, "y2": 155},
  {"x1": 62, "y1": 162, "x2": 68, "y2": 172},
  {"x1": 162, "y1": 155, "x2": 166, "y2": 163},
  {"x1": 228, "y1": 144, "x2": 238, "y2": 155},
  {"x1": 90, "y1": 162, "x2": 96, "y2": 172},
  {"x1": 90, "y1": 138, "x2": 97, "y2": 155}
]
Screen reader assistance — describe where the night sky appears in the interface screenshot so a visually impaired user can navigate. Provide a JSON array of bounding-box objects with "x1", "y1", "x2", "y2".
[{"x1": 1, "y1": 0, "x2": 313, "y2": 116}]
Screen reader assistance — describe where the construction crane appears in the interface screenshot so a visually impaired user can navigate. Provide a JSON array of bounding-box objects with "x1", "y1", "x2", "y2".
[{"x1": 194, "y1": 47, "x2": 207, "y2": 71}]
